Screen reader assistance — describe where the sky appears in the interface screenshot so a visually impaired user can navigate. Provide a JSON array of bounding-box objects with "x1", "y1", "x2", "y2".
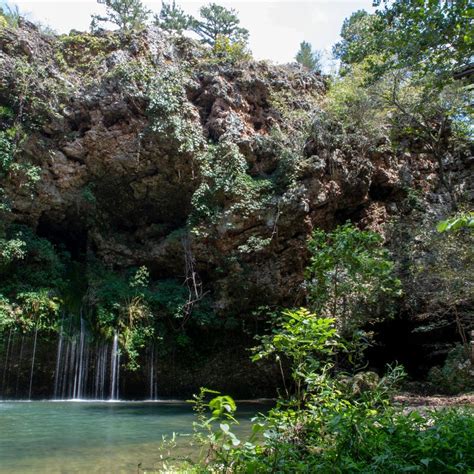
[{"x1": 2, "y1": 0, "x2": 376, "y2": 67}]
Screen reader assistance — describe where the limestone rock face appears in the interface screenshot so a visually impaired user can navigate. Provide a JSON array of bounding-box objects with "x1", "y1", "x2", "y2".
[{"x1": 0, "y1": 21, "x2": 471, "y2": 318}]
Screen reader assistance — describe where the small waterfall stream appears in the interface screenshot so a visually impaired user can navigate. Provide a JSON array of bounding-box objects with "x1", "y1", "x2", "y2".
[
  {"x1": 53, "y1": 319, "x2": 64, "y2": 399},
  {"x1": 2, "y1": 328, "x2": 12, "y2": 393},
  {"x1": 110, "y1": 333, "x2": 120, "y2": 400},
  {"x1": 0, "y1": 320, "x2": 160, "y2": 400},
  {"x1": 149, "y1": 345, "x2": 158, "y2": 400},
  {"x1": 51, "y1": 323, "x2": 122, "y2": 400},
  {"x1": 15, "y1": 335, "x2": 24, "y2": 397},
  {"x1": 28, "y1": 327, "x2": 38, "y2": 400}
]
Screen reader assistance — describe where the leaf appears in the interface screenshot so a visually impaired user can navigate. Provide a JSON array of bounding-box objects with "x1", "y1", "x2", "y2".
[{"x1": 220, "y1": 423, "x2": 230, "y2": 434}]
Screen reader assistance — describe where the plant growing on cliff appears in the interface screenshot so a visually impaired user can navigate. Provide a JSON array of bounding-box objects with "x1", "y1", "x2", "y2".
[
  {"x1": 330, "y1": 3, "x2": 471, "y2": 202},
  {"x1": 207, "y1": 34, "x2": 251, "y2": 65},
  {"x1": 147, "y1": 66, "x2": 204, "y2": 153},
  {"x1": 91, "y1": 0, "x2": 150, "y2": 32},
  {"x1": 191, "y1": 140, "x2": 273, "y2": 225},
  {"x1": 295, "y1": 41, "x2": 322, "y2": 73},
  {"x1": 0, "y1": 3, "x2": 21, "y2": 28},
  {"x1": 306, "y1": 224, "x2": 401, "y2": 347},
  {"x1": 191, "y1": 3, "x2": 249, "y2": 47},
  {"x1": 437, "y1": 211, "x2": 474, "y2": 233},
  {"x1": 154, "y1": 0, "x2": 191, "y2": 34}
]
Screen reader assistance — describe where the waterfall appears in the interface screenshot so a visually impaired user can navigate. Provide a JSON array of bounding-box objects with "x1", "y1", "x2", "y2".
[
  {"x1": 15, "y1": 335, "x2": 24, "y2": 397},
  {"x1": 74, "y1": 317, "x2": 87, "y2": 399},
  {"x1": 1, "y1": 321, "x2": 131, "y2": 400},
  {"x1": 28, "y1": 326, "x2": 38, "y2": 400},
  {"x1": 50, "y1": 323, "x2": 122, "y2": 401},
  {"x1": 149, "y1": 345, "x2": 158, "y2": 400},
  {"x1": 94, "y1": 343, "x2": 108, "y2": 400},
  {"x1": 1, "y1": 328, "x2": 13, "y2": 396},
  {"x1": 110, "y1": 333, "x2": 120, "y2": 400},
  {"x1": 53, "y1": 318, "x2": 64, "y2": 399}
]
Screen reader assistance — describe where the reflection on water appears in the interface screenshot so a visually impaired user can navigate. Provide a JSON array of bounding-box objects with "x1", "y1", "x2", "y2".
[{"x1": 0, "y1": 401, "x2": 266, "y2": 473}]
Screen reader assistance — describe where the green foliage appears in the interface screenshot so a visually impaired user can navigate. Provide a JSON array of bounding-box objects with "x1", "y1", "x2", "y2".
[
  {"x1": 437, "y1": 211, "x2": 474, "y2": 233},
  {"x1": 329, "y1": 3, "x2": 471, "y2": 193},
  {"x1": 428, "y1": 345, "x2": 474, "y2": 395},
  {"x1": 187, "y1": 388, "x2": 255, "y2": 468},
  {"x1": 147, "y1": 65, "x2": 204, "y2": 153},
  {"x1": 91, "y1": 0, "x2": 150, "y2": 32},
  {"x1": 0, "y1": 226, "x2": 66, "y2": 334},
  {"x1": 86, "y1": 264, "x2": 155, "y2": 368},
  {"x1": 207, "y1": 34, "x2": 251, "y2": 65},
  {"x1": 182, "y1": 312, "x2": 473, "y2": 473},
  {"x1": 295, "y1": 41, "x2": 322, "y2": 72},
  {"x1": 0, "y1": 128, "x2": 17, "y2": 177},
  {"x1": 306, "y1": 223, "x2": 401, "y2": 341},
  {"x1": 191, "y1": 140, "x2": 273, "y2": 225},
  {"x1": 191, "y1": 3, "x2": 249, "y2": 47},
  {"x1": 154, "y1": 0, "x2": 191, "y2": 34},
  {"x1": 333, "y1": 10, "x2": 381, "y2": 70},
  {"x1": 0, "y1": 3, "x2": 21, "y2": 28},
  {"x1": 253, "y1": 308, "x2": 339, "y2": 404},
  {"x1": 58, "y1": 31, "x2": 120, "y2": 72},
  {"x1": 335, "y1": 2, "x2": 472, "y2": 86},
  {"x1": 371, "y1": 0, "x2": 473, "y2": 84},
  {"x1": 0, "y1": 226, "x2": 66, "y2": 292},
  {"x1": 0, "y1": 128, "x2": 40, "y2": 201},
  {"x1": 398, "y1": 218, "x2": 473, "y2": 348},
  {"x1": 317, "y1": 62, "x2": 391, "y2": 156}
]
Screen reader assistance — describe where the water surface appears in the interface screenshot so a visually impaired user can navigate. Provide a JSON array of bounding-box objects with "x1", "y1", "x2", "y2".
[{"x1": 0, "y1": 401, "x2": 264, "y2": 473}]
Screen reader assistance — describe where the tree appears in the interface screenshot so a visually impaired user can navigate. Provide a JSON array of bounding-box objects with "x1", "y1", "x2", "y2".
[
  {"x1": 295, "y1": 41, "x2": 322, "y2": 72},
  {"x1": 331, "y1": 2, "x2": 472, "y2": 204},
  {"x1": 90, "y1": 0, "x2": 150, "y2": 32},
  {"x1": 191, "y1": 3, "x2": 249, "y2": 46},
  {"x1": 332, "y1": 10, "x2": 381, "y2": 70},
  {"x1": 373, "y1": 0, "x2": 472, "y2": 82},
  {"x1": 154, "y1": 0, "x2": 191, "y2": 34},
  {"x1": 334, "y1": 1, "x2": 472, "y2": 86},
  {"x1": 306, "y1": 224, "x2": 401, "y2": 341}
]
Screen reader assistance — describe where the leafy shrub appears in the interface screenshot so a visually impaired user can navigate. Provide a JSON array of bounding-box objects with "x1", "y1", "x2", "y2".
[
  {"x1": 427, "y1": 345, "x2": 474, "y2": 395},
  {"x1": 207, "y1": 34, "x2": 251, "y2": 65},
  {"x1": 180, "y1": 310, "x2": 474, "y2": 473},
  {"x1": 252, "y1": 308, "x2": 339, "y2": 404},
  {"x1": 306, "y1": 223, "x2": 401, "y2": 343},
  {"x1": 191, "y1": 140, "x2": 273, "y2": 225},
  {"x1": 147, "y1": 65, "x2": 204, "y2": 153}
]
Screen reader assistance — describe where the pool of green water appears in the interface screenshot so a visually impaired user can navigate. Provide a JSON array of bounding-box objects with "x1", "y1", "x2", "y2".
[{"x1": 0, "y1": 401, "x2": 267, "y2": 473}]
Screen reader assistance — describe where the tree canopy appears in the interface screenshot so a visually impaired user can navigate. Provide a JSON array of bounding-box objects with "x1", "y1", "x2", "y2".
[
  {"x1": 191, "y1": 3, "x2": 249, "y2": 46},
  {"x1": 295, "y1": 41, "x2": 322, "y2": 72},
  {"x1": 154, "y1": 0, "x2": 191, "y2": 34},
  {"x1": 91, "y1": 0, "x2": 150, "y2": 31},
  {"x1": 334, "y1": 0, "x2": 473, "y2": 85}
]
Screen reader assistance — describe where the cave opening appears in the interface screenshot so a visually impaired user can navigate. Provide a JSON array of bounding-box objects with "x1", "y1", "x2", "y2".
[{"x1": 36, "y1": 213, "x2": 89, "y2": 261}]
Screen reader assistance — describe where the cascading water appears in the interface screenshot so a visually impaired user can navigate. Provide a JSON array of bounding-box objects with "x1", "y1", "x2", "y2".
[
  {"x1": 110, "y1": 333, "x2": 120, "y2": 400},
  {"x1": 15, "y1": 335, "x2": 24, "y2": 397},
  {"x1": 50, "y1": 321, "x2": 122, "y2": 400},
  {"x1": 28, "y1": 326, "x2": 38, "y2": 400},
  {"x1": 0, "y1": 321, "x2": 142, "y2": 400},
  {"x1": 149, "y1": 345, "x2": 158, "y2": 400},
  {"x1": 53, "y1": 317, "x2": 64, "y2": 399},
  {"x1": 1, "y1": 328, "x2": 12, "y2": 395}
]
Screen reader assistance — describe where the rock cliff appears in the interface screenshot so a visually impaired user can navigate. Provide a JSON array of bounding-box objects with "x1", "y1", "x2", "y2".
[{"x1": 0, "y1": 21, "x2": 472, "y2": 396}]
